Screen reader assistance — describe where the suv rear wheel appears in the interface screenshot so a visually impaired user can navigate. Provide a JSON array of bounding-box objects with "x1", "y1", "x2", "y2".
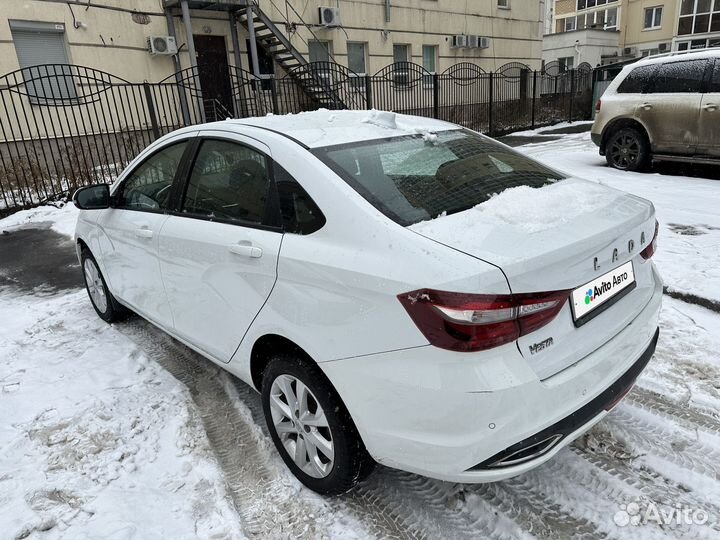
[{"x1": 605, "y1": 127, "x2": 650, "y2": 172}]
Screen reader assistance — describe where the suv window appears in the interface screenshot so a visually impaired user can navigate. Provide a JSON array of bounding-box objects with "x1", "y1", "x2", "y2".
[
  {"x1": 116, "y1": 141, "x2": 187, "y2": 211},
  {"x1": 617, "y1": 65, "x2": 656, "y2": 93},
  {"x1": 182, "y1": 139, "x2": 271, "y2": 225},
  {"x1": 646, "y1": 60, "x2": 707, "y2": 93},
  {"x1": 708, "y1": 60, "x2": 720, "y2": 92}
]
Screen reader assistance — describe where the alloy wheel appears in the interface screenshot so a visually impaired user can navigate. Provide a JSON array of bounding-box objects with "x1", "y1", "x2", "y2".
[
  {"x1": 609, "y1": 133, "x2": 640, "y2": 169},
  {"x1": 269, "y1": 374, "x2": 335, "y2": 478},
  {"x1": 83, "y1": 258, "x2": 108, "y2": 313}
]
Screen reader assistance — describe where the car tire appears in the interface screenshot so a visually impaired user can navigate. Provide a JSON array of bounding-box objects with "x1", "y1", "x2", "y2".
[
  {"x1": 261, "y1": 355, "x2": 375, "y2": 495},
  {"x1": 80, "y1": 248, "x2": 127, "y2": 323},
  {"x1": 604, "y1": 127, "x2": 650, "y2": 172}
]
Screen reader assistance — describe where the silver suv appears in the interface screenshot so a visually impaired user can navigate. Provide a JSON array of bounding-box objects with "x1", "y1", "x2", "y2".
[{"x1": 592, "y1": 50, "x2": 720, "y2": 171}]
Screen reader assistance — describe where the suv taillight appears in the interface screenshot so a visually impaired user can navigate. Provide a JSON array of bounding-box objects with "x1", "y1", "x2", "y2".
[
  {"x1": 640, "y1": 220, "x2": 659, "y2": 260},
  {"x1": 397, "y1": 289, "x2": 570, "y2": 352},
  {"x1": 596, "y1": 99, "x2": 602, "y2": 113}
]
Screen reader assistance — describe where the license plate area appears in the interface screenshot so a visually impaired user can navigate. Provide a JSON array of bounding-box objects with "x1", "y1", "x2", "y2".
[{"x1": 571, "y1": 261, "x2": 636, "y2": 328}]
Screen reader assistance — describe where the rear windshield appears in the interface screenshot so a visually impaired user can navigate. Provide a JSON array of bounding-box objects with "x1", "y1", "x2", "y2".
[{"x1": 313, "y1": 129, "x2": 564, "y2": 225}]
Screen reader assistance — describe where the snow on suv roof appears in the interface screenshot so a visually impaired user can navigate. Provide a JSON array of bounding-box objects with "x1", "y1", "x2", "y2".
[
  {"x1": 222, "y1": 109, "x2": 457, "y2": 148},
  {"x1": 632, "y1": 48, "x2": 720, "y2": 68}
]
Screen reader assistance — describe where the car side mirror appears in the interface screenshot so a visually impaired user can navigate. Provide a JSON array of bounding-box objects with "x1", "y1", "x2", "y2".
[{"x1": 73, "y1": 184, "x2": 110, "y2": 210}]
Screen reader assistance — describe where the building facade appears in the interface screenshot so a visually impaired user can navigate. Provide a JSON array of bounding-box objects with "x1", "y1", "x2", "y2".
[
  {"x1": 0, "y1": 0, "x2": 547, "y2": 86},
  {"x1": 543, "y1": 0, "x2": 720, "y2": 67}
]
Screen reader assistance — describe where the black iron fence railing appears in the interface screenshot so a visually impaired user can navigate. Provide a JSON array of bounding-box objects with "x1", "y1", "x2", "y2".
[{"x1": 0, "y1": 61, "x2": 593, "y2": 215}]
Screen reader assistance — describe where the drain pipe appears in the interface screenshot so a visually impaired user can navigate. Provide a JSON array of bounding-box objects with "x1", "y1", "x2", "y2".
[
  {"x1": 165, "y1": 11, "x2": 191, "y2": 125},
  {"x1": 180, "y1": 0, "x2": 205, "y2": 122}
]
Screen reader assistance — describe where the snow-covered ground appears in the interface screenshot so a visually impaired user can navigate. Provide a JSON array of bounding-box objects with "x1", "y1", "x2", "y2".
[{"x1": 1, "y1": 127, "x2": 719, "y2": 539}]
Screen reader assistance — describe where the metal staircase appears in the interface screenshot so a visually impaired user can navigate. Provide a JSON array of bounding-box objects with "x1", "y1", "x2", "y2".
[{"x1": 236, "y1": 2, "x2": 351, "y2": 109}]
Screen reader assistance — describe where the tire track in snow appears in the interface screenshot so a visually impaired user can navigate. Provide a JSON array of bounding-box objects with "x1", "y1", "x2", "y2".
[
  {"x1": 117, "y1": 317, "x2": 352, "y2": 539},
  {"x1": 628, "y1": 386, "x2": 720, "y2": 436},
  {"x1": 604, "y1": 406, "x2": 720, "y2": 481}
]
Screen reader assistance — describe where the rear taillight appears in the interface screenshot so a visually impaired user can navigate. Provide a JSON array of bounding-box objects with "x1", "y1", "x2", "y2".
[
  {"x1": 596, "y1": 99, "x2": 602, "y2": 113},
  {"x1": 640, "y1": 220, "x2": 659, "y2": 260},
  {"x1": 397, "y1": 289, "x2": 570, "y2": 352}
]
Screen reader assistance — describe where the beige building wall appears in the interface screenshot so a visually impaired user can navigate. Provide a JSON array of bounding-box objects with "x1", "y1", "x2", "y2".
[
  {"x1": 0, "y1": 0, "x2": 546, "y2": 82},
  {"x1": 260, "y1": 0, "x2": 546, "y2": 73}
]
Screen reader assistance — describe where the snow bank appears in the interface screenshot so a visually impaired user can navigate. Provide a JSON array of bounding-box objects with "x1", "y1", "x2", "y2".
[
  {"x1": 0, "y1": 202, "x2": 78, "y2": 238},
  {"x1": 0, "y1": 292, "x2": 244, "y2": 540}
]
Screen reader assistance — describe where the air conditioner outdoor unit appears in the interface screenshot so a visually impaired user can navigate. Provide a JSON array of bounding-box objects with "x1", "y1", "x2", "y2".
[
  {"x1": 478, "y1": 36, "x2": 490, "y2": 49},
  {"x1": 319, "y1": 7, "x2": 341, "y2": 27},
  {"x1": 466, "y1": 35, "x2": 479, "y2": 48},
  {"x1": 147, "y1": 36, "x2": 177, "y2": 55},
  {"x1": 658, "y1": 42, "x2": 670, "y2": 52},
  {"x1": 451, "y1": 35, "x2": 468, "y2": 49},
  {"x1": 623, "y1": 46, "x2": 638, "y2": 57}
]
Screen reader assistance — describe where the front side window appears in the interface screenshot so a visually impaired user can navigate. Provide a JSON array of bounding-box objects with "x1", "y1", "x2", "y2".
[
  {"x1": 646, "y1": 60, "x2": 707, "y2": 93},
  {"x1": 182, "y1": 139, "x2": 271, "y2": 225},
  {"x1": 313, "y1": 130, "x2": 563, "y2": 226},
  {"x1": 116, "y1": 141, "x2": 187, "y2": 211}
]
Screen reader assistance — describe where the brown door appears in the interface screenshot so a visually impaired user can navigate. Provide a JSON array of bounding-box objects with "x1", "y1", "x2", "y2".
[{"x1": 194, "y1": 35, "x2": 233, "y2": 120}]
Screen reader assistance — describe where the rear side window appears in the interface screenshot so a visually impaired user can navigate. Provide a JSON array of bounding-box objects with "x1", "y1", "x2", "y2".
[
  {"x1": 617, "y1": 65, "x2": 656, "y2": 93},
  {"x1": 646, "y1": 60, "x2": 707, "y2": 93},
  {"x1": 116, "y1": 141, "x2": 187, "y2": 211},
  {"x1": 274, "y1": 163, "x2": 325, "y2": 235},
  {"x1": 182, "y1": 139, "x2": 271, "y2": 225},
  {"x1": 313, "y1": 130, "x2": 563, "y2": 226}
]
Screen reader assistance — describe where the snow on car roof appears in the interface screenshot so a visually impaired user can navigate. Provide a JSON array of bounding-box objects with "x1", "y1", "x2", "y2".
[
  {"x1": 632, "y1": 48, "x2": 720, "y2": 68},
  {"x1": 221, "y1": 109, "x2": 458, "y2": 148}
]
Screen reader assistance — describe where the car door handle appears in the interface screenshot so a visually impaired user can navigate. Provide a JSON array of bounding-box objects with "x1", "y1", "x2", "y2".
[
  {"x1": 228, "y1": 243, "x2": 263, "y2": 258},
  {"x1": 704, "y1": 103, "x2": 718, "y2": 111},
  {"x1": 134, "y1": 227, "x2": 153, "y2": 239},
  {"x1": 641, "y1": 103, "x2": 653, "y2": 110}
]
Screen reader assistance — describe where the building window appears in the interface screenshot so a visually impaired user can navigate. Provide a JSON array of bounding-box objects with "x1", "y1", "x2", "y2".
[
  {"x1": 559, "y1": 56, "x2": 575, "y2": 71},
  {"x1": 644, "y1": 6, "x2": 663, "y2": 29},
  {"x1": 347, "y1": 42, "x2": 367, "y2": 74},
  {"x1": 347, "y1": 42, "x2": 367, "y2": 91},
  {"x1": 422, "y1": 45, "x2": 437, "y2": 73},
  {"x1": 497, "y1": 0, "x2": 510, "y2": 8},
  {"x1": 641, "y1": 48, "x2": 660, "y2": 56},
  {"x1": 309, "y1": 40, "x2": 331, "y2": 62},
  {"x1": 564, "y1": 17, "x2": 577, "y2": 31},
  {"x1": 577, "y1": 0, "x2": 616, "y2": 10},
  {"x1": 677, "y1": 36, "x2": 720, "y2": 50},
  {"x1": 678, "y1": 0, "x2": 720, "y2": 36},
  {"x1": 9, "y1": 20, "x2": 75, "y2": 103},
  {"x1": 393, "y1": 44, "x2": 410, "y2": 63}
]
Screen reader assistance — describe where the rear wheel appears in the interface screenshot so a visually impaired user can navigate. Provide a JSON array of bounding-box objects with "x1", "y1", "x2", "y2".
[
  {"x1": 605, "y1": 127, "x2": 650, "y2": 171},
  {"x1": 81, "y1": 249, "x2": 126, "y2": 323},
  {"x1": 261, "y1": 355, "x2": 375, "y2": 495}
]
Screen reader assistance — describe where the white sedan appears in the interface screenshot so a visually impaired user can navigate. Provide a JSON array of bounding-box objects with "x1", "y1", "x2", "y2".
[{"x1": 73, "y1": 110, "x2": 662, "y2": 495}]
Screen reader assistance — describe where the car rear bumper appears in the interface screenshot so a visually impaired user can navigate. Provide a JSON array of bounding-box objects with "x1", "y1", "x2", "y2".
[
  {"x1": 591, "y1": 132, "x2": 602, "y2": 149},
  {"x1": 320, "y1": 265, "x2": 662, "y2": 482}
]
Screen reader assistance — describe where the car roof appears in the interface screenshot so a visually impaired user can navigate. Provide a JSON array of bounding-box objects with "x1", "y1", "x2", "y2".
[
  {"x1": 631, "y1": 48, "x2": 720, "y2": 68},
  {"x1": 175, "y1": 109, "x2": 458, "y2": 149}
]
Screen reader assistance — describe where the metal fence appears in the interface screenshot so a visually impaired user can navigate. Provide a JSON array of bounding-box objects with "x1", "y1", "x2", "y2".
[{"x1": 0, "y1": 60, "x2": 593, "y2": 215}]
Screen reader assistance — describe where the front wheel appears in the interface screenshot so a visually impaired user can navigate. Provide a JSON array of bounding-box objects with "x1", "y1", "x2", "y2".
[
  {"x1": 261, "y1": 355, "x2": 375, "y2": 495},
  {"x1": 81, "y1": 249, "x2": 126, "y2": 323},
  {"x1": 605, "y1": 127, "x2": 650, "y2": 171}
]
